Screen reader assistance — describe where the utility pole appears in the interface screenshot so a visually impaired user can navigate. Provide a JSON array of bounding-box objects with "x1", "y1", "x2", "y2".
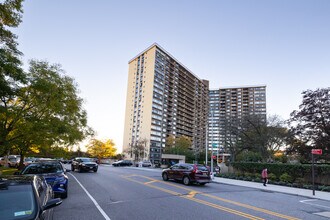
[
  {"x1": 205, "y1": 124, "x2": 208, "y2": 166},
  {"x1": 211, "y1": 111, "x2": 214, "y2": 179}
]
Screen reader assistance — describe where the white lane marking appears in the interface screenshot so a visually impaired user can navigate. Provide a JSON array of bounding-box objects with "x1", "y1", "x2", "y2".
[
  {"x1": 300, "y1": 199, "x2": 330, "y2": 209},
  {"x1": 68, "y1": 173, "x2": 111, "y2": 220}
]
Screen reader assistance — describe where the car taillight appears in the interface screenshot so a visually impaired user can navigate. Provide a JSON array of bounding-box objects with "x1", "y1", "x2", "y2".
[
  {"x1": 192, "y1": 165, "x2": 202, "y2": 174},
  {"x1": 192, "y1": 165, "x2": 197, "y2": 173}
]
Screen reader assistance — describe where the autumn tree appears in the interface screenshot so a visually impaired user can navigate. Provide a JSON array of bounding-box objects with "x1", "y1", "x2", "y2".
[
  {"x1": 288, "y1": 88, "x2": 330, "y2": 161},
  {"x1": 1, "y1": 60, "x2": 93, "y2": 168},
  {"x1": 87, "y1": 139, "x2": 117, "y2": 161}
]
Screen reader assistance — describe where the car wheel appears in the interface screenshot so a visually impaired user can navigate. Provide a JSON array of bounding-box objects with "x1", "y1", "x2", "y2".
[
  {"x1": 94, "y1": 169, "x2": 98, "y2": 173},
  {"x1": 78, "y1": 166, "x2": 82, "y2": 173},
  {"x1": 183, "y1": 176, "x2": 190, "y2": 185},
  {"x1": 162, "y1": 173, "x2": 169, "y2": 181},
  {"x1": 71, "y1": 165, "x2": 74, "y2": 171},
  {"x1": 199, "y1": 183, "x2": 206, "y2": 186}
]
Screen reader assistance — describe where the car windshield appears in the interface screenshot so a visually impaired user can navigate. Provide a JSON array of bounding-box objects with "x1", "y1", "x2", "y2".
[
  {"x1": 80, "y1": 158, "x2": 93, "y2": 162},
  {"x1": 22, "y1": 163, "x2": 63, "y2": 174},
  {"x1": 9, "y1": 158, "x2": 19, "y2": 162},
  {"x1": 0, "y1": 184, "x2": 36, "y2": 220},
  {"x1": 196, "y1": 165, "x2": 208, "y2": 171}
]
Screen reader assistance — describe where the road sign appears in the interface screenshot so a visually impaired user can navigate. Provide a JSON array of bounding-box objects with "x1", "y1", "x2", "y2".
[{"x1": 311, "y1": 149, "x2": 322, "y2": 155}]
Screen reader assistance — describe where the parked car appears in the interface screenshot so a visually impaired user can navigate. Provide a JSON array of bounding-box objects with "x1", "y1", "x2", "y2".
[
  {"x1": 59, "y1": 158, "x2": 71, "y2": 164},
  {"x1": 19, "y1": 160, "x2": 69, "y2": 198},
  {"x1": 112, "y1": 160, "x2": 133, "y2": 167},
  {"x1": 0, "y1": 175, "x2": 62, "y2": 220},
  {"x1": 91, "y1": 158, "x2": 100, "y2": 164},
  {"x1": 71, "y1": 157, "x2": 98, "y2": 173},
  {"x1": 136, "y1": 160, "x2": 152, "y2": 167},
  {"x1": 23, "y1": 157, "x2": 35, "y2": 167},
  {"x1": 0, "y1": 157, "x2": 5, "y2": 166},
  {"x1": 7, "y1": 155, "x2": 21, "y2": 168},
  {"x1": 162, "y1": 163, "x2": 211, "y2": 185}
]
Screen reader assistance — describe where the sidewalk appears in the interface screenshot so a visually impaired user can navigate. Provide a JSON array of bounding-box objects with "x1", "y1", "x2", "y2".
[{"x1": 213, "y1": 176, "x2": 330, "y2": 201}]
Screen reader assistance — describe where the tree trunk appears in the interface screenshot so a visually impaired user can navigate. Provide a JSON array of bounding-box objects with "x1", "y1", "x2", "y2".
[{"x1": 18, "y1": 152, "x2": 25, "y2": 170}]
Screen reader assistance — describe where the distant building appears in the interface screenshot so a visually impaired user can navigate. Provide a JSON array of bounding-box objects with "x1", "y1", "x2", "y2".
[
  {"x1": 123, "y1": 43, "x2": 209, "y2": 164},
  {"x1": 208, "y1": 85, "x2": 267, "y2": 153}
]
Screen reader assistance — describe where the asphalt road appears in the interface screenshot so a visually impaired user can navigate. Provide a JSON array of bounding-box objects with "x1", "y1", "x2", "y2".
[{"x1": 53, "y1": 165, "x2": 330, "y2": 220}]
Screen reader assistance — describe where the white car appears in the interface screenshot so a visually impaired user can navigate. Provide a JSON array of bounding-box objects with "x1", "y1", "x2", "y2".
[{"x1": 136, "y1": 161, "x2": 152, "y2": 167}]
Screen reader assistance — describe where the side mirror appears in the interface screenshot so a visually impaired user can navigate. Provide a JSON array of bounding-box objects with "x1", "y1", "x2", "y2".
[{"x1": 43, "y1": 198, "x2": 62, "y2": 211}]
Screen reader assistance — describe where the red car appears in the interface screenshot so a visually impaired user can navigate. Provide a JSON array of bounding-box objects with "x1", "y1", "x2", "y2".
[{"x1": 162, "y1": 163, "x2": 211, "y2": 185}]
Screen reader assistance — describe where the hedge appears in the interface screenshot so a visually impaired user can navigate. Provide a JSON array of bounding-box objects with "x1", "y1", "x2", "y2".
[{"x1": 231, "y1": 162, "x2": 330, "y2": 182}]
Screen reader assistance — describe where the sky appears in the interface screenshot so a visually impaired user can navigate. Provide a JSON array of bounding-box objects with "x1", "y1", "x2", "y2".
[{"x1": 14, "y1": 0, "x2": 330, "y2": 153}]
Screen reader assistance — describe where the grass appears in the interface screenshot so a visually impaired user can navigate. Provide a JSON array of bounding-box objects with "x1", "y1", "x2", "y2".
[{"x1": 0, "y1": 167, "x2": 18, "y2": 175}]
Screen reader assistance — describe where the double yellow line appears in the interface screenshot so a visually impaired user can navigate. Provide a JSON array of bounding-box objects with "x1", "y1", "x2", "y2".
[{"x1": 122, "y1": 174, "x2": 301, "y2": 220}]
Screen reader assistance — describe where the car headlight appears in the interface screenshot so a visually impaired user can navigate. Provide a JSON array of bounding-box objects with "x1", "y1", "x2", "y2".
[{"x1": 82, "y1": 164, "x2": 86, "y2": 166}]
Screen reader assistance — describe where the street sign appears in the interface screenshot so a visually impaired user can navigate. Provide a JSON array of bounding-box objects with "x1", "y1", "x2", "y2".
[{"x1": 311, "y1": 149, "x2": 322, "y2": 155}]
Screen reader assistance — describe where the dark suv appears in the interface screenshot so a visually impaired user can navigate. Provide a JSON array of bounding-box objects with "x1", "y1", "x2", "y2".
[
  {"x1": 71, "y1": 157, "x2": 98, "y2": 173},
  {"x1": 162, "y1": 163, "x2": 211, "y2": 185},
  {"x1": 112, "y1": 160, "x2": 132, "y2": 167}
]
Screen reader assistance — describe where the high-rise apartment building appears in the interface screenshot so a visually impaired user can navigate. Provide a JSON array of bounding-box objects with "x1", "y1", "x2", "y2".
[
  {"x1": 123, "y1": 43, "x2": 209, "y2": 164},
  {"x1": 208, "y1": 85, "x2": 266, "y2": 152}
]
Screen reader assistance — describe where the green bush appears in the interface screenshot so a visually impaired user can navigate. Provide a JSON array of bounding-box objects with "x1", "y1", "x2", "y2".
[
  {"x1": 255, "y1": 173, "x2": 261, "y2": 180},
  {"x1": 268, "y1": 173, "x2": 277, "y2": 181},
  {"x1": 236, "y1": 151, "x2": 262, "y2": 162},
  {"x1": 235, "y1": 171, "x2": 243, "y2": 177},
  {"x1": 231, "y1": 162, "x2": 330, "y2": 185},
  {"x1": 321, "y1": 186, "x2": 330, "y2": 192},
  {"x1": 280, "y1": 173, "x2": 293, "y2": 183},
  {"x1": 244, "y1": 172, "x2": 255, "y2": 178},
  {"x1": 303, "y1": 184, "x2": 312, "y2": 189},
  {"x1": 295, "y1": 178, "x2": 306, "y2": 186}
]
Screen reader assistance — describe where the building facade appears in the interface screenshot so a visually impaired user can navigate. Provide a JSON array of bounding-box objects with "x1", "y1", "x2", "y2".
[
  {"x1": 208, "y1": 85, "x2": 267, "y2": 153},
  {"x1": 123, "y1": 43, "x2": 209, "y2": 164}
]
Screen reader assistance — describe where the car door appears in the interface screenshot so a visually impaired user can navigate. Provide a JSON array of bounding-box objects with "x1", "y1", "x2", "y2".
[
  {"x1": 168, "y1": 164, "x2": 179, "y2": 179},
  {"x1": 34, "y1": 177, "x2": 48, "y2": 219},
  {"x1": 175, "y1": 164, "x2": 188, "y2": 180}
]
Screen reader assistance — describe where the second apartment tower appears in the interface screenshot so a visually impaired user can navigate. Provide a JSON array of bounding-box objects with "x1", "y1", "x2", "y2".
[{"x1": 123, "y1": 44, "x2": 209, "y2": 164}]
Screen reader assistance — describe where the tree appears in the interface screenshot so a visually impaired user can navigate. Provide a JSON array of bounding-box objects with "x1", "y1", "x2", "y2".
[
  {"x1": 87, "y1": 139, "x2": 117, "y2": 160},
  {"x1": 225, "y1": 114, "x2": 289, "y2": 162},
  {"x1": 164, "y1": 135, "x2": 192, "y2": 156},
  {"x1": 125, "y1": 140, "x2": 146, "y2": 162},
  {"x1": 289, "y1": 88, "x2": 330, "y2": 161},
  {"x1": 1, "y1": 60, "x2": 93, "y2": 167},
  {"x1": 0, "y1": 0, "x2": 25, "y2": 154}
]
